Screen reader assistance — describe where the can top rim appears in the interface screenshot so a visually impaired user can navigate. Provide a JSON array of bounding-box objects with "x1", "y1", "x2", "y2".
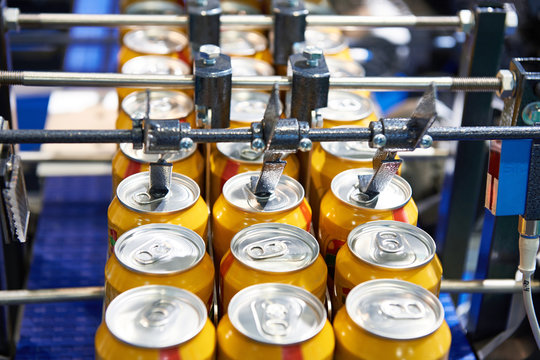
[
  {"x1": 319, "y1": 91, "x2": 373, "y2": 121},
  {"x1": 345, "y1": 279, "x2": 445, "y2": 340},
  {"x1": 121, "y1": 90, "x2": 193, "y2": 120},
  {"x1": 325, "y1": 57, "x2": 366, "y2": 77},
  {"x1": 221, "y1": 30, "x2": 268, "y2": 56},
  {"x1": 106, "y1": 285, "x2": 207, "y2": 348},
  {"x1": 119, "y1": 143, "x2": 196, "y2": 164},
  {"x1": 347, "y1": 220, "x2": 436, "y2": 269},
  {"x1": 123, "y1": 27, "x2": 188, "y2": 55},
  {"x1": 321, "y1": 126, "x2": 376, "y2": 161},
  {"x1": 231, "y1": 57, "x2": 274, "y2": 76},
  {"x1": 230, "y1": 223, "x2": 319, "y2": 273},
  {"x1": 114, "y1": 224, "x2": 206, "y2": 275},
  {"x1": 121, "y1": 55, "x2": 191, "y2": 76},
  {"x1": 303, "y1": 27, "x2": 348, "y2": 55},
  {"x1": 125, "y1": 1, "x2": 184, "y2": 15},
  {"x1": 230, "y1": 91, "x2": 282, "y2": 123},
  {"x1": 228, "y1": 283, "x2": 326, "y2": 345}
]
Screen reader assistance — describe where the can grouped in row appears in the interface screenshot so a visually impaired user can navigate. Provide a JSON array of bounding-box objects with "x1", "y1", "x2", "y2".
[
  {"x1": 230, "y1": 57, "x2": 274, "y2": 77},
  {"x1": 212, "y1": 171, "x2": 311, "y2": 264},
  {"x1": 229, "y1": 90, "x2": 282, "y2": 128},
  {"x1": 221, "y1": 30, "x2": 272, "y2": 64},
  {"x1": 96, "y1": 285, "x2": 215, "y2": 359},
  {"x1": 108, "y1": 172, "x2": 208, "y2": 256},
  {"x1": 120, "y1": 0, "x2": 185, "y2": 15},
  {"x1": 333, "y1": 220, "x2": 443, "y2": 310},
  {"x1": 104, "y1": 223, "x2": 214, "y2": 312},
  {"x1": 319, "y1": 90, "x2": 376, "y2": 128},
  {"x1": 220, "y1": 223, "x2": 327, "y2": 311}
]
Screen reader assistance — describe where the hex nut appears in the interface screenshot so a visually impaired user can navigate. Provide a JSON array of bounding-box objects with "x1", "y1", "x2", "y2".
[
  {"x1": 458, "y1": 10, "x2": 475, "y2": 35},
  {"x1": 496, "y1": 69, "x2": 515, "y2": 99}
]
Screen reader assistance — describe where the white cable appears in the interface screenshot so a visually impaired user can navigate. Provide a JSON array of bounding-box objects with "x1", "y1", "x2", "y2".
[{"x1": 518, "y1": 233, "x2": 540, "y2": 349}]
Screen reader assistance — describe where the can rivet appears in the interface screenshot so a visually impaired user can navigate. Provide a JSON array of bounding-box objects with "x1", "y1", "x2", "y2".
[
  {"x1": 298, "y1": 138, "x2": 313, "y2": 152},
  {"x1": 199, "y1": 44, "x2": 220, "y2": 66},
  {"x1": 419, "y1": 134, "x2": 433, "y2": 149}
]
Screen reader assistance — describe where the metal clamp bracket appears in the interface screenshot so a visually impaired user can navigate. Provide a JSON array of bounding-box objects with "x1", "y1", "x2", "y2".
[
  {"x1": 273, "y1": 0, "x2": 308, "y2": 66},
  {"x1": 187, "y1": 0, "x2": 221, "y2": 53}
]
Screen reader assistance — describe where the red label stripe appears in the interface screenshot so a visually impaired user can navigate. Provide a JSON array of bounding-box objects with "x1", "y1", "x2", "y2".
[
  {"x1": 159, "y1": 347, "x2": 181, "y2": 360},
  {"x1": 124, "y1": 159, "x2": 141, "y2": 179},
  {"x1": 176, "y1": 51, "x2": 191, "y2": 66},
  {"x1": 220, "y1": 251, "x2": 235, "y2": 279},
  {"x1": 299, "y1": 201, "x2": 312, "y2": 232},
  {"x1": 392, "y1": 207, "x2": 409, "y2": 223},
  {"x1": 282, "y1": 345, "x2": 303, "y2": 360},
  {"x1": 220, "y1": 159, "x2": 240, "y2": 189}
]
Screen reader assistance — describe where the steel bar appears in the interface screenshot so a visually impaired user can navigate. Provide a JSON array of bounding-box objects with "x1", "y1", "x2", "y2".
[
  {"x1": 0, "y1": 279, "x2": 537, "y2": 305},
  {"x1": 0, "y1": 71, "x2": 502, "y2": 92},
  {"x1": 1, "y1": 126, "x2": 540, "y2": 144},
  {"x1": 13, "y1": 12, "x2": 461, "y2": 30}
]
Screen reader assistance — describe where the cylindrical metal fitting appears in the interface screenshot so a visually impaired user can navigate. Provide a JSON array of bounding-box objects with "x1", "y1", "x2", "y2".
[
  {"x1": 519, "y1": 216, "x2": 540, "y2": 238},
  {"x1": 148, "y1": 160, "x2": 173, "y2": 199}
]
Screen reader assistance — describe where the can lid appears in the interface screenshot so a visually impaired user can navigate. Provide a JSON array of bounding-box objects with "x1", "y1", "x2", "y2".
[
  {"x1": 231, "y1": 91, "x2": 282, "y2": 123},
  {"x1": 331, "y1": 168, "x2": 411, "y2": 210},
  {"x1": 221, "y1": 1, "x2": 260, "y2": 14},
  {"x1": 217, "y1": 142, "x2": 264, "y2": 163},
  {"x1": 106, "y1": 285, "x2": 207, "y2": 348},
  {"x1": 346, "y1": 279, "x2": 444, "y2": 340},
  {"x1": 221, "y1": 30, "x2": 267, "y2": 56},
  {"x1": 223, "y1": 171, "x2": 304, "y2": 213},
  {"x1": 121, "y1": 90, "x2": 193, "y2": 120},
  {"x1": 123, "y1": 27, "x2": 188, "y2": 55},
  {"x1": 114, "y1": 224, "x2": 205, "y2": 275},
  {"x1": 125, "y1": 1, "x2": 184, "y2": 14},
  {"x1": 122, "y1": 55, "x2": 190, "y2": 76},
  {"x1": 231, "y1": 57, "x2": 274, "y2": 76},
  {"x1": 321, "y1": 126, "x2": 375, "y2": 161},
  {"x1": 228, "y1": 283, "x2": 326, "y2": 345},
  {"x1": 120, "y1": 143, "x2": 195, "y2": 164},
  {"x1": 325, "y1": 57, "x2": 366, "y2": 77},
  {"x1": 319, "y1": 90, "x2": 373, "y2": 121},
  {"x1": 347, "y1": 220, "x2": 435, "y2": 269},
  {"x1": 231, "y1": 223, "x2": 319, "y2": 273},
  {"x1": 303, "y1": 28, "x2": 348, "y2": 55},
  {"x1": 117, "y1": 172, "x2": 199, "y2": 214}
]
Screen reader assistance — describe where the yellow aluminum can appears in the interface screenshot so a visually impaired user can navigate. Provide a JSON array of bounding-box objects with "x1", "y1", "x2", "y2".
[
  {"x1": 104, "y1": 224, "x2": 214, "y2": 312},
  {"x1": 318, "y1": 169, "x2": 418, "y2": 279},
  {"x1": 333, "y1": 221, "x2": 442, "y2": 310},
  {"x1": 111, "y1": 143, "x2": 204, "y2": 194},
  {"x1": 209, "y1": 142, "x2": 299, "y2": 205},
  {"x1": 212, "y1": 172, "x2": 311, "y2": 264},
  {"x1": 228, "y1": 90, "x2": 281, "y2": 129},
  {"x1": 221, "y1": 30, "x2": 272, "y2": 64},
  {"x1": 298, "y1": 27, "x2": 353, "y2": 61},
  {"x1": 96, "y1": 285, "x2": 216, "y2": 360},
  {"x1": 217, "y1": 283, "x2": 334, "y2": 360},
  {"x1": 333, "y1": 279, "x2": 451, "y2": 360},
  {"x1": 108, "y1": 172, "x2": 208, "y2": 256},
  {"x1": 221, "y1": 0, "x2": 263, "y2": 14},
  {"x1": 219, "y1": 223, "x2": 327, "y2": 312},
  {"x1": 319, "y1": 90, "x2": 377, "y2": 128},
  {"x1": 119, "y1": 1, "x2": 186, "y2": 39}
]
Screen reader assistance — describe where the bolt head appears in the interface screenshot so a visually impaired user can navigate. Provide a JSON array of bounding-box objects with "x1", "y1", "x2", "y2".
[
  {"x1": 496, "y1": 69, "x2": 515, "y2": 99},
  {"x1": 180, "y1": 137, "x2": 194, "y2": 150},
  {"x1": 373, "y1": 134, "x2": 387, "y2": 148},
  {"x1": 251, "y1": 138, "x2": 265, "y2": 151},
  {"x1": 420, "y1": 135, "x2": 433, "y2": 149},
  {"x1": 299, "y1": 138, "x2": 313, "y2": 152},
  {"x1": 199, "y1": 44, "x2": 220, "y2": 64},
  {"x1": 458, "y1": 10, "x2": 475, "y2": 35},
  {"x1": 303, "y1": 46, "x2": 323, "y2": 60}
]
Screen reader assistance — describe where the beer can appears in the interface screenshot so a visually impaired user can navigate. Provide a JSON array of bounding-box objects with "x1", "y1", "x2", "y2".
[
  {"x1": 221, "y1": 30, "x2": 272, "y2": 64},
  {"x1": 119, "y1": 1, "x2": 185, "y2": 39},
  {"x1": 118, "y1": 27, "x2": 190, "y2": 71},
  {"x1": 104, "y1": 224, "x2": 214, "y2": 311},
  {"x1": 220, "y1": 223, "x2": 327, "y2": 311},
  {"x1": 212, "y1": 171, "x2": 311, "y2": 263},
  {"x1": 117, "y1": 55, "x2": 191, "y2": 104},
  {"x1": 333, "y1": 279, "x2": 451, "y2": 360},
  {"x1": 298, "y1": 27, "x2": 352, "y2": 61},
  {"x1": 221, "y1": 0, "x2": 263, "y2": 14},
  {"x1": 229, "y1": 90, "x2": 283, "y2": 128},
  {"x1": 112, "y1": 142, "x2": 204, "y2": 194},
  {"x1": 333, "y1": 220, "x2": 442, "y2": 310},
  {"x1": 96, "y1": 285, "x2": 216, "y2": 360},
  {"x1": 325, "y1": 57, "x2": 371, "y2": 98},
  {"x1": 230, "y1": 56, "x2": 274, "y2": 77},
  {"x1": 318, "y1": 168, "x2": 418, "y2": 277},
  {"x1": 116, "y1": 89, "x2": 196, "y2": 129},
  {"x1": 108, "y1": 172, "x2": 208, "y2": 256},
  {"x1": 217, "y1": 283, "x2": 335, "y2": 360},
  {"x1": 210, "y1": 142, "x2": 299, "y2": 205},
  {"x1": 319, "y1": 90, "x2": 377, "y2": 128}
]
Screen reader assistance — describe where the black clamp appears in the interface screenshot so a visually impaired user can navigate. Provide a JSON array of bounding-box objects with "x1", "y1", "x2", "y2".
[
  {"x1": 273, "y1": 0, "x2": 308, "y2": 66},
  {"x1": 194, "y1": 44, "x2": 232, "y2": 129},
  {"x1": 187, "y1": 0, "x2": 221, "y2": 53}
]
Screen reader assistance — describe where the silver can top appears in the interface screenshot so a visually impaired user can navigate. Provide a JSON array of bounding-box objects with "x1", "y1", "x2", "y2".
[
  {"x1": 230, "y1": 91, "x2": 282, "y2": 124},
  {"x1": 123, "y1": 27, "x2": 188, "y2": 55},
  {"x1": 325, "y1": 57, "x2": 366, "y2": 77},
  {"x1": 117, "y1": 172, "x2": 200, "y2": 214},
  {"x1": 228, "y1": 283, "x2": 326, "y2": 345},
  {"x1": 346, "y1": 279, "x2": 444, "y2": 340},
  {"x1": 231, "y1": 223, "x2": 319, "y2": 273},
  {"x1": 303, "y1": 28, "x2": 348, "y2": 55},
  {"x1": 221, "y1": 1, "x2": 261, "y2": 14},
  {"x1": 231, "y1": 57, "x2": 274, "y2": 76},
  {"x1": 319, "y1": 90, "x2": 373, "y2": 122},
  {"x1": 223, "y1": 171, "x2": 304, "y2": 213},
  {"x1": 114, "y1": 224, "x2": 205, "y2": 275},
  {"x1": 221, "y1": 30, "x2": 267, "y2": 56},
  {"x1": 321, "y1": 126, "x2": 376, "y2": 161},
  {"x1": 331, "y1": 168, "x2": 411, "y2": 210},
  {"x1": 347, "y1": 220, "x2": 436, "y2": 269},
  {"x1": 121, "y1": 90, "x2": 193, "y2": 120},
  {"x1": 119, "y1": 143, "x2": 196, "y2": 164},
  {"x1": 105, "y1": 285, "x2": 207, "y2": 348},
  {"x1": 122, "y1": 55, "x2": 190, "y2": 76},
  {"x1": 217, "y1": 142, "x2": 264, "y2": 164},
  {"x1": 125, "y1": 1, "x2": 184, "y2": 14}
]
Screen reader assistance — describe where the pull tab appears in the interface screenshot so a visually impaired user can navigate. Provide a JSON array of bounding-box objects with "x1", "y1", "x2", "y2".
[
  {"x1": 138, "y1": 299, "x2": 178, "y2": 328},
  {"x1": 350, "y1": 174, "x2": 379, "y2": 207},
  {"x1": 246, "y1": 240, "x2": 288, "y2": 260},
  {"x1": 372, "y1": 231, "x2": 416, "y2": 265},
  {"x1": 259, "y1": 301, "x2": 290, "y2": 337},
  {"x1": 375, "y1": 231, "x2": 404, "y2": 253},
  {"x1": 240, "y1": 147, "x2": 263, "y2": 161},
  {"x1": 134, "y1": 239, "x2": 172, "y2": 265},
  {"x1": 379, "y1": 299, "x2": 426, "y2": 320}
]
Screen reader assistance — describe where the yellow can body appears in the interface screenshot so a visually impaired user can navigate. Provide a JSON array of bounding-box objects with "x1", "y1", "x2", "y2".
[
  {"x1": 95, "y1": 317, "x2": 216, "y2": 360},
  {"x1": 333, "y1": 307, "x2": 451, "y2": 360},
  {"x1": 116, "y1": 107, "x2": 196, "y2": 130},
  {"x1": 217, "y1": 315, "x2": 334, "y2": 360}
]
